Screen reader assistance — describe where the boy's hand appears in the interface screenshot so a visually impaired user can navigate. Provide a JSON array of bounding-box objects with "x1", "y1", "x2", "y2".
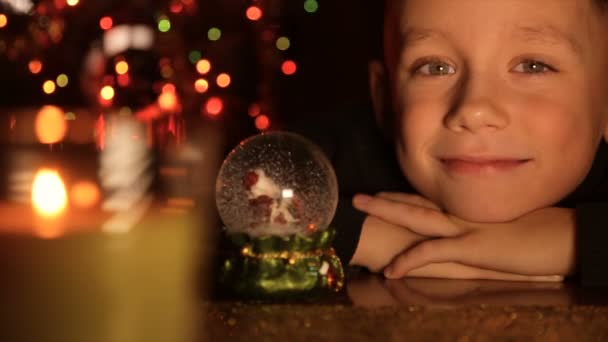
[{"x1": 353, "y1": 193, "x2": 575, "y2": 280}]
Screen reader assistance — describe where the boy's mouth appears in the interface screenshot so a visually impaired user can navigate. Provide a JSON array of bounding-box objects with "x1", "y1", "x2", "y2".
[{"x1": 439, "y1": 156, "x2": 532, "y2": 174}]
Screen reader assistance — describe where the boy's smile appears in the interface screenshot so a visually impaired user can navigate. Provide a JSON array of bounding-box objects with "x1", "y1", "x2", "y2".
[{"x1": 371, "y1": 0, "x2": 608, "y2": 222}]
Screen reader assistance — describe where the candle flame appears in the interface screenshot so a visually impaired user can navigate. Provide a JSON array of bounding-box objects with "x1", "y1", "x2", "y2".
[{"x1": 32, "y1": 169, "x2": 67, "y2": 217}]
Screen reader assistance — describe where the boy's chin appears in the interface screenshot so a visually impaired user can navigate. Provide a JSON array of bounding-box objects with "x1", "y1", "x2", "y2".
[{"x1": 440, "y1": 198, "x2": 535, "y2": 223}]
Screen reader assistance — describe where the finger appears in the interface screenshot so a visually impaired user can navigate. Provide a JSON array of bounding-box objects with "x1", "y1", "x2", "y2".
[
  {"x1": 375, "y1": 192, "x2": 441, "y2": 210},
  {"x1": 353, "y1": 194, "x2": 462, "y2": 237},
  {"x1": 384, "y1": 237, "x2": 467, "y2": 278},
  {"x1": 403, "y1": 262, "x2": 563, "y2": 283}
]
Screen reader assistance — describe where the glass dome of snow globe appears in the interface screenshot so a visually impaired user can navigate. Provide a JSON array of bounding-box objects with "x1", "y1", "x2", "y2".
[{"x1": 215, "y1": 132, "x2": 338, "y2": 237}]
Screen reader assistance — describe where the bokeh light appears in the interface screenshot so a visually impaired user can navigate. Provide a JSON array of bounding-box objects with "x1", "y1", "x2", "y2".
[
  {"x1": 70, "y1": 181, "x2": 101, "y2": 209},
  {"x1": 208, "y1": 27, "x2": 221, "y2": 41},
  {"x1": 188, "y1": 50, "x2": 202, "y2": 64},
  {"x1": 100, "y1": 85, "x2": 115, "y2": 101},
  {"x1": 304, "y1": 0, "x2": 319, "y2": 13},
  {"x1": 276, "y1": 36, "x2": 290, "y2": 51},
  {"x1": 115, "y1": 60, "x2": 129, "y2": 75},
  {"x1": 99, "y1": 16, "x2": 113, "y2": 30},
  {"x1": 42, "y1": 80, "x2": 56, "y2": 94},
  {"x1": 248, "y1": 103, "x2": 261, "y2": 117},
  {"x1": 246, "y1": 6, "x2": 263, "y2": 21},
  {"x1": 158, "y1": 18, "x2": 171, "y2": 32},
  {"x1": 29, "y1": 60, "x2": 43, "y2": 74},
  {"x1": 32, "y1": 169, "x2": 67, "y2": 218},
  {"x1": 170, "y1": 1, "x2": 184, "y2": 13},
  {"x1": 255, "y1": 115, "x2": 270, "y2": 130},
  {"x1": 117, "y1": 74, "x2": 130, "y2": 87},
  {"x1": 158, "y1": 91, "x2": 178, "y2": 111},
  {"x1": 0, "y1": 14, "x2": 7, "y2": 28},
  {"x1": 56, "y1": 74, "x2": 69, "y2": 87},
  {"x1": 205, "y1": 97, "x2": 223, "y2": 116},
  {"x1": 66, "y1": 0, "x2": 79, "y2": 6},
  {"x1": 196, "y1": 59, "x2": 211, "y2": 74},
  {"x1": 281, "y1": 60, "x2": 297, "y2": 75},
  {"x1": 194, "y1": 78, "x2": 209, "y2": 93},
  {"x1": 36, "y1": 105, "x2": 67, "y2": 144},
  {"x1": 216, "y1": 73, "x2": 231, "y2": 88}
]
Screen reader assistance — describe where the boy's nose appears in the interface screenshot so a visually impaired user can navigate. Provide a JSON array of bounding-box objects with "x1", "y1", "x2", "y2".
[{"x1": 444, "y1": 90, "x2": 509, "y2": 134}]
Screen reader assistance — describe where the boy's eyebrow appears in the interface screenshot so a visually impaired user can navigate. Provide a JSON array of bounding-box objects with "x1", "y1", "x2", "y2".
[
  {"x1": 513, "y1": 25, "x2": 582, "y2": 56},
  {"x1": 400, "y1": 25, "x2": 583, "y2": 57}
]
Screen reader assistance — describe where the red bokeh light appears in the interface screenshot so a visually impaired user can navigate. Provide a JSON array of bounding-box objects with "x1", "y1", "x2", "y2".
[
  {"x1": 205, "y1": 97, "x2": 223, "y2": 116},
  {"x1": 255, "y1": 115, "x2": 270, "y2": 130},
  {"x1": 281, "y1": 60, "x2": 297, "y2": 75},
  {"x1": 99, "y1": 16, "x2": 113, "y2": 30},
  {"x1": 246, "y1": 6, "x2": 263, "y2": 21}
]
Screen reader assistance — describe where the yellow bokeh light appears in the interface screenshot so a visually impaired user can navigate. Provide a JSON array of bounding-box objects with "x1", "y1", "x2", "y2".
[
  {"x1": 56, "y1": 74, "x2": 69, "y2": 87},
  {"x1": 66, "y1": 0, "x2": 79, "y2": 6},
  {"x1": 32, "y1": 169, "x2": 68, "y2": 217},
  {"x1": 36, "y1": 105, "x2": 67, "y2": 144},
  {"x1": 70, "y1": 181, "x2": 100, "y2": 209},
  {"x1": 196, "y1": 59, "x2": 211, "y2": 74},
  {"x1": 0, "y1": 14, "x2": 7, "y2": 29},
  {"x1": 115, "y1": 61, "x2": 129, "y2": 75},
  {"x1": 158, "y1": 91, "x2": 178, "y2": 111},
  {"x1": 100, "y1": 85, "x2": 115, "y2": 100},
  {"x1": 42, "y1": 80, "x2": 56, "y2": 94},
  {"x1": 194, "y1": 78, "x2": 209, "y2": 93},
  {"x1": 216, "y1": 73, "x2": 231, "y2": 88}
]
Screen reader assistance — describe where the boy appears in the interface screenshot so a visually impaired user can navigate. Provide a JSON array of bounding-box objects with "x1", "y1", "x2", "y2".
[{"x1": 292, "y1": 0, "x2": 608, "y2": 286}]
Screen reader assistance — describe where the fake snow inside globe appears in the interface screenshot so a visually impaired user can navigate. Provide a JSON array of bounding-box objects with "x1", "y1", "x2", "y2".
[{"x1": 216, "y1": 132, "x2": 338, "y2": 237}]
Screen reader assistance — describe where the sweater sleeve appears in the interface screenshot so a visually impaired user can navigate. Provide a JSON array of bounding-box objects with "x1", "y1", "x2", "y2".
[{"x1": 575, "y1": 203, "x2": 608, "y2": 287}]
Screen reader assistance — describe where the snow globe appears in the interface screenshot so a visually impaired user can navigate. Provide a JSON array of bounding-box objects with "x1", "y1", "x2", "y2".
[{"x1": 215, "y1": 132, "x2": 344, "y2": 298}]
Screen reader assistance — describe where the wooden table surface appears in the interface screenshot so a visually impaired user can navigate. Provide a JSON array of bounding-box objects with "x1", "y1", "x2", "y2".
[{"x1": 1, "y1": 204, "x2": 608, "y2": 342}]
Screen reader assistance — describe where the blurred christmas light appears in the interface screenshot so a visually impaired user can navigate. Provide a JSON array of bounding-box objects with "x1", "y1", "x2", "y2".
[
  {"x1": 36, "y1": 105, "x2": 67, "y2": 144},
  {"x1": 70, "y1": 181, "x2": 101, "y2": 209},
  {"x1": 208, "y1": 27, "x2": 221, "y2": 41},
  {"x1": 169, "y1": 0, "x2": 184, "y2": 14},
  {"x1": 281, "y1": 60, "x2": 297, "y2": 75},
  {"x1": 56, "y1": 74, "x2": 69, "y2": 87},
  {"x1": 304, "y1": 0, "x2": 319, "y2": 13},
  {"x1": 255, "y1": 115, "x2": 270, "y2": 130},
  {"x1": 117, "y1": 74, "x2": 130, "y2": 87},
  {"x1": 204, "y1": 97, "x2": 223, "y2": 116},
  {"x1": 158, "y1": 91, "x2": 178, "y2": 111},
  {"x1": 161, "y1": 65, "x2": 173, "y2": 78},
  {"x1": 100, "y1": 85, "x2": 115, "y2": 101},
  {"x1": 194, "y1": 78, "x2": 209, "y2": 93},
  {"x1": 32, "y1": 169, "x2": 67, "y2": 218},
  {"x1": 246, "y1": 6, "x2": 263, "y2": 21},
  {"x1": 162, "y1": 83, "x2": 176, "y2": 93},
  {"x1": 188, "y1": 50, "x2": 202, "y2": 64},
  {"x1": 100, "y1": 16, "x2": 113, "y2": 30},
  {"x1": 64, "y1": 112, "x2": 76, "y2": 120},
  {"x1": 42, "y1": 80, "x2": 56, "y2": 94},
  {"x1": 2, "y1": 0, "x2": 34, "y2": 14},
  {"x1": 115, "y1": 60, "x2": 129, "y2": 75},
  {"x1": 29, "y1": 60, "x2": 43, "y2": 74},
  {"x1": 0, "y1": 14, "x2": 7, "y2": 29},
  {"x1": 66, "y1": 0, "x2": 79, "y2": 7},
  {"x1": 276, "y1": 36, "x2": 290, "y2": 51},
  {"x1": 216, "y1": 73, "x2": 231, "y2": 88},
  {"x1": 158, "y1": 17, "x2": 171, "y2": 32},
  {"x1": 248, "y1": 103, "x2": 261, "y2": 117},
  {"x1": 196, "y1": 58, "x2": 211, "y2": 74}
]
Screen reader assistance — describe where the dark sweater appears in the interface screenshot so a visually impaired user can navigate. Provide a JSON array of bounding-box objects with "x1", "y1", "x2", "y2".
[{"x1": 287, "y1": 105, "x2": 608, "y2": 287}]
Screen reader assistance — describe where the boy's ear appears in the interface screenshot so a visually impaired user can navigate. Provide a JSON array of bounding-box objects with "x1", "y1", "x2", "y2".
[{"x1": 368, "y1": 60, "x2": 388, "y2": 128}]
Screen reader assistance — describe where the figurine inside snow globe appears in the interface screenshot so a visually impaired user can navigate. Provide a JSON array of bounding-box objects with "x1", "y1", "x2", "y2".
[{"x1": 215, "y1": 132, "x2": 344, "y2": 298}]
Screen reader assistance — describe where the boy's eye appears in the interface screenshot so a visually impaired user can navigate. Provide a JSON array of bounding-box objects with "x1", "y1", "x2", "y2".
[
  {"x1": 415, "y1": 61, "x2": 456, "y2": 76},
  {"x1": 512, "y1": 60, "x2": 556, "y2": 74}
]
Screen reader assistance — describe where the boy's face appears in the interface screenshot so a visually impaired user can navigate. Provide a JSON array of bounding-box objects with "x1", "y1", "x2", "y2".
[{"x1": 371, "y1": 0, "x2": 608, "y2": 222}]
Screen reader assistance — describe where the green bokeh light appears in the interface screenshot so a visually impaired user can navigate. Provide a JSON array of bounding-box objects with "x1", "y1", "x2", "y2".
[
  {"x1": 208, "y1": 27, "x2": 221, "y2": 41},
  {"x1": 304, "y1": 0, "x2": 319, "y2": 13},
  {"x1": 188, "y1": 50, "x2": 202, "y2": 64},
  {"x1": 158, "y1": 18, "x2": 171, "y2": 32},
  {"x1": 56, "y1": 74, "x2": 69, "y2": 87},
  {"x1": 276, "y1": 37, "x2": 290, "y2": 51}
]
